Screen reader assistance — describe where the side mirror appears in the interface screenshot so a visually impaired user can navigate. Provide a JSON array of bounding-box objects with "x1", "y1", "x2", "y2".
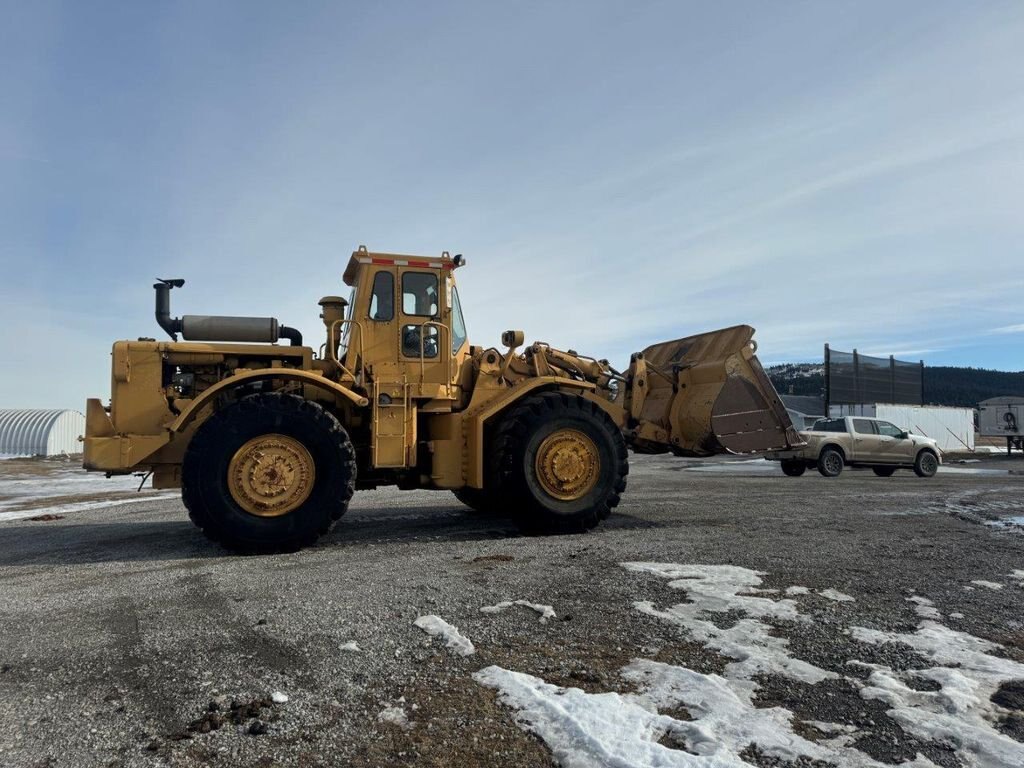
[{"x1": 900, "y1": 431, "x2": 910, "y2": 439}]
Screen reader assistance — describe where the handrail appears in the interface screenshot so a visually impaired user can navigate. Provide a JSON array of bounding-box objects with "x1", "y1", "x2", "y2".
[
  {"x1": 412, "y1": 320, "x2": 453, "y2": 389},
  {"x1": 329, "y1": 319, "x2": 365, "y2": 387}
]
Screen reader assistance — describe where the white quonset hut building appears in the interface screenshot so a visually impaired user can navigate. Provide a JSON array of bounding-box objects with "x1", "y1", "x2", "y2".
[{"x1": 0, "y1": 409, "x2": 86, "y2": 457}]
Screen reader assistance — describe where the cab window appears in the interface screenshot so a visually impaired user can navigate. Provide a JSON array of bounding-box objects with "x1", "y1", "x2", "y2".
[
  {"x1": 402, "y1": 273, "x2": 438, "y2": 316},
  {"x1": 877, "y1": 422, "x2": 904, "y2": 438},
  {"x1": 368, "y1": 272, "x2": 394, "y2": 321},
  {"x1": 402, "y1": 325, "x2": 439, "y2": 358},
  {"x1": 812, "y1": 418, "x2": 847, "y2": 433},
  {"x1": 853, "y1": 419, "x2": 877, "y2": 435},
  {"x1": 451, "y1": 285, "x2": 467, "y2": 353}
]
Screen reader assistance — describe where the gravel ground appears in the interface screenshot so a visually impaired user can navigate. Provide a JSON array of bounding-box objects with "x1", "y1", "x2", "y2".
[{"x1": 1, "y1": 455, "x2": 1022, "y2": 767}]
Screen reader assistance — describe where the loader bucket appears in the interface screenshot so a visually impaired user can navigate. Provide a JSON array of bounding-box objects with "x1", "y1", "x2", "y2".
[{"x1": 628, "y1": 325, "x2": 803, "y2": 456}]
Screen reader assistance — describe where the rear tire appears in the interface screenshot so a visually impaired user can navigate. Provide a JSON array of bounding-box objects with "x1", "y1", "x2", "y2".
[
  {"x1": 489, "y1": 391, "x2": 628, "y2": 534},
  {"x1": 781, "y1": 460, "x2": 806, "y2": 477},
  {"x1": 914, "y1": 450, "x2": 938, "y2": 478},
  {"x1": 817, "y1": 447, "x2": 844, "y2": 478},
  {"x1": 182, "y1": 393, "x2": 356, "y2": 554}
]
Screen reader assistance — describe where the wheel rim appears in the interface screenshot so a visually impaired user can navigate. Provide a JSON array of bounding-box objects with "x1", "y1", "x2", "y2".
[
  {"x1": 825, "y1": 453, "x2": 842, "y2": 474},
  {"x1": 921, "y1": 454, "x2": 937, "y2": 474},
  {"x1": 534, "y1": 428, "x2": 600, "y2": 501},
  {"x1": 227, "y1": 433, "x2": 315, "y2": 517}
]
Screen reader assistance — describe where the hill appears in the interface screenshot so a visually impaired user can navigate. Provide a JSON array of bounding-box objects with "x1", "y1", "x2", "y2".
[{"x1": 767, "y1": 364, "x2": 1024, "y2": 407}]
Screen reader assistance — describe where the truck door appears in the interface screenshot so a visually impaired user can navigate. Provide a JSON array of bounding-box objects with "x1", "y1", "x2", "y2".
[
  {"x1": 875, "y1": 420, "x2": 913, "y2": 462},
  {"x1": 850, "y1": 418, "x2": 882, "y2": 461}
]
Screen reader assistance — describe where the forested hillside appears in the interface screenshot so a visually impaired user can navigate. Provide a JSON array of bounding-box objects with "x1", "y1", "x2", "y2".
[{"x1": 767, "y1": 364, "x2": 1024, "y2": 407}]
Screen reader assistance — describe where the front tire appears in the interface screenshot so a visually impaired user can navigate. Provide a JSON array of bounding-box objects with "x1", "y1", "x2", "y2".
[
  {"x1": 914, "y1": 450, "x2": 938, "y2": 478},
  {"x1": 490, "y1": 391, "x2": 628, "y2": 534},
  {"x1": 781, "y1": 460, "x2": 806, "y2": 477},
  {"x1": 817, "y1": 447, "x2": 844, "y2": 478},
  {"x1": 182, "y1": 393, "x2": 356, "y2": 554},
  {"x1": 872, "y1": 466, "x2": 896, "y2": 477}
]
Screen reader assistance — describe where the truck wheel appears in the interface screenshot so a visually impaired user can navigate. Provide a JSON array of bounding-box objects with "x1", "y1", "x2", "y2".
[
  {"x1": 182, "y1": 392, "x2": 356, "y2": 554},
  {"x1": 872, "y1": 466, "x2": 897, "y2": 477},
  {"x1": 817, "y1": 447, "x2": 844, "y2": 478},
  {"x1": 490, "y1": 391, "x2": 628, "y2": 534},
  {"x1": 780, "y1": 460, "x2": 806, "y2": 477},
  {"x1": 914, "y1": 450, "x2": 938, "y2": 478}
]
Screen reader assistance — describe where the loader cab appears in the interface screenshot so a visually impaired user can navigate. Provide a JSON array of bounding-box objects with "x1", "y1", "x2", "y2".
[{"x1": 338, "y1": 247, "x2": 469, "y2": 403}]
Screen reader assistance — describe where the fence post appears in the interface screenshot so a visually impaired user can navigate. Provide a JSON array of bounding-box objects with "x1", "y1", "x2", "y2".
[
  {"x1": 890, "y1": 355, "x2": 895, "y2": 403},
  {"x1": 853, "y1": 349, "x2": 860, "y2": 405},
  {"x1": 824, "y1": 344, "x2": 830, "y2": 417}
]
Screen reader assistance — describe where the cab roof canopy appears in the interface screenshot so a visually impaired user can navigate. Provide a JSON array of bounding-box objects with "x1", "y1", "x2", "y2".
[{"x1": 343, "y1": 247, "x2": 459, "y2": 286}]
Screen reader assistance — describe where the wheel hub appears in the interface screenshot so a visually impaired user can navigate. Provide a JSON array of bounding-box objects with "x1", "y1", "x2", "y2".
[
  {"x1": 228, "y1": 434, "x2": 315, "y2": 517},
  {"x1": 534, "y1": 428, "x2": 600, "y2": 501}
]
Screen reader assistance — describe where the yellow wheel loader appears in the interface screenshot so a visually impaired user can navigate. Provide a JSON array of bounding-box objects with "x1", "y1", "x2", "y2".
[{"x1": 83, "y1": 247, "x2": 802, "y2": 553}]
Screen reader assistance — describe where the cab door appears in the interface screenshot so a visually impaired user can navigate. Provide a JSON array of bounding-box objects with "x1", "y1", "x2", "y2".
[
  {"x1": 875, "y1": 420, "x2": 914, "y2": 463},
  {"x1": 397, "y1": 269, "x2": 453, "y2": 400}
]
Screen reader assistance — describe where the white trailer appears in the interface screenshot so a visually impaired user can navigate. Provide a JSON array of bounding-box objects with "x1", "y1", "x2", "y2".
[
  {"x1": 978, "y1": 397, "x2": 1024, "y2": 455},
  {"x1": 827, "y1": 404, "x2": 974, "y2": 453}
]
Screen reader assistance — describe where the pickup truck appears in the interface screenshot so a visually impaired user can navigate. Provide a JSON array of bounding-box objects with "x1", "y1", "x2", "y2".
[{"x1": 765, "y1": 416, "x2": 941, "y2": 478}]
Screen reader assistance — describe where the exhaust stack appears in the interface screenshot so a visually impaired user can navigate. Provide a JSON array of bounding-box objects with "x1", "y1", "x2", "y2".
[{"x1": 153, "y1": 278, "x2": 302, "y2": 346}]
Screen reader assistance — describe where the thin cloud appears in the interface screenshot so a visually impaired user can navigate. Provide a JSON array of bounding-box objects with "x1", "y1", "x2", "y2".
[{"x1": 990, "y1": 324, "x2": 1024, "y2": 335}]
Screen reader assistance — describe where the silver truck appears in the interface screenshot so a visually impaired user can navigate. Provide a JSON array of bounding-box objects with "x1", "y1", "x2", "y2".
[{"x1": 765, "y1": 415, "x2": 942, "y2": 478}]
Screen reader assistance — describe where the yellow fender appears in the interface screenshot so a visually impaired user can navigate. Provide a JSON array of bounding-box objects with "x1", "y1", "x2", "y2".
[
  {"x1": 463, "y1": 376, "x2": 606, "y2": 488},
  {"x1": 168, "y1": 369, "x2": 369, "y2": 433}
]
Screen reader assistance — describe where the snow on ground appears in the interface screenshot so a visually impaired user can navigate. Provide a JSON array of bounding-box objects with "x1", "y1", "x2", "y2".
[
  {"x1": 907, "y1": 596, "x2": 942, "y2": 620},
  {"x1": 377, "y1": 704, "x2": 410, "y2": 729},
  {"x1": 784, "y1": 585, "x2": 810, "y2": 595},
  {"x1": 0, "y1": 493, "x2": 178, "y2": 522},
  {"x1": 0, "y1": 458, "x2": 172, "y2": 521},
  {"x1": 1010, "y1": 570, "x2": 1024, "y2": 583},
  {"x1": 478, "y1": 562, "x2": 1024, "y2": 768},
  {"x1": 340, "y1": 641, "x2": 361, "y2": 652},
  {"x1": 413, "y1": 615, "x2": 475, "y2": 656},
  {"x1": 970, "y1": 580, "x2": 1004, "y2": 590},
  {"x1": 819, "y1": 588, "x2": 856, "y2": 603},
  {"x1": 622, "y1": 563, "x2": 832, "y2": 685},
  {"x1": 852, "y1": 620, "x2": 1024, "y2": 765},
  {"x1": 480, "y1": 600, "x2": 557, "y2": 623}
]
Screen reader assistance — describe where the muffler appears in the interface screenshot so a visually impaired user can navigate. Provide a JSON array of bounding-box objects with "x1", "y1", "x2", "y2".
[{"x1": 153, "y1": 278, "x2": 302, "y2": 346}]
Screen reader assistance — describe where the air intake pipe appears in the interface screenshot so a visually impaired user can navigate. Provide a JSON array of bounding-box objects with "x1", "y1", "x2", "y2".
[{"x1": 153, "y1": 278, "x2": 302, "y2": 346}]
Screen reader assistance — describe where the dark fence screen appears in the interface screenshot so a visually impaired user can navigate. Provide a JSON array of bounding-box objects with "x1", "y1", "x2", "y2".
[{"x1": 825, "y1": 346, "x2": 923, "y2": 407}]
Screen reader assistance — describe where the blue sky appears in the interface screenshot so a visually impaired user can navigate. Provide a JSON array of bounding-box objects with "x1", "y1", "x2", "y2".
[{"x1": 2, "y1": 1, "x2": 1022, "y2": 410}]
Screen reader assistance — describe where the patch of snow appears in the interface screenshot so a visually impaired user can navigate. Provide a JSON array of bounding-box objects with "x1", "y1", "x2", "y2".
[
  {"x1": 270, "y1": 691, "x2": 288, "y2": 704},
  {"x1": 907, "y1": 596, "x2": 941, "y2": 620},
  {"x1": 852, "y1": 620, "x2": 1024, "y2": 766},
  {"x1": 413, "y1": 615, "x2": 475, "y2": 656},
  {"x1": 819, "y1": 588, "x2": 856, "y2": 603},
  {"x1": 340, "y1": 641, "x2": 361, "y2": 652},
  {"x1": 1010, "y1": 570, "x2": 1024, "y2": 583},
  {"x1": 970, "y1": 580, "x2": 1003, "y2": 590},
  {"x1": 803, "y1": 720, "x2": 858, "y2": 735},
  {"x1": 622, "y1": 563, "x2": 834, "y2": 685},
  {"x1": 476, "y1": 662, "x2": 933, "y2": 768},
  {"x1": 377, "y1": 705, "x2": 410, "y2": 729},
  {"x1": 784, "y1": 586, "x2": 811, "y2": 596},
  {"x1": 949, "y1": 612, "x2": 965, "y2": 619},
  {"x1": 480, "y1": 600, "x2": 557, "y2": 623}
]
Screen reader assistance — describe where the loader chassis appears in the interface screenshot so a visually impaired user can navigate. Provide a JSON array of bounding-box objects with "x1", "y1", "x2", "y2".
[{"x1": 84, "y1": 247, "x2": 801, "y2": 553}]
